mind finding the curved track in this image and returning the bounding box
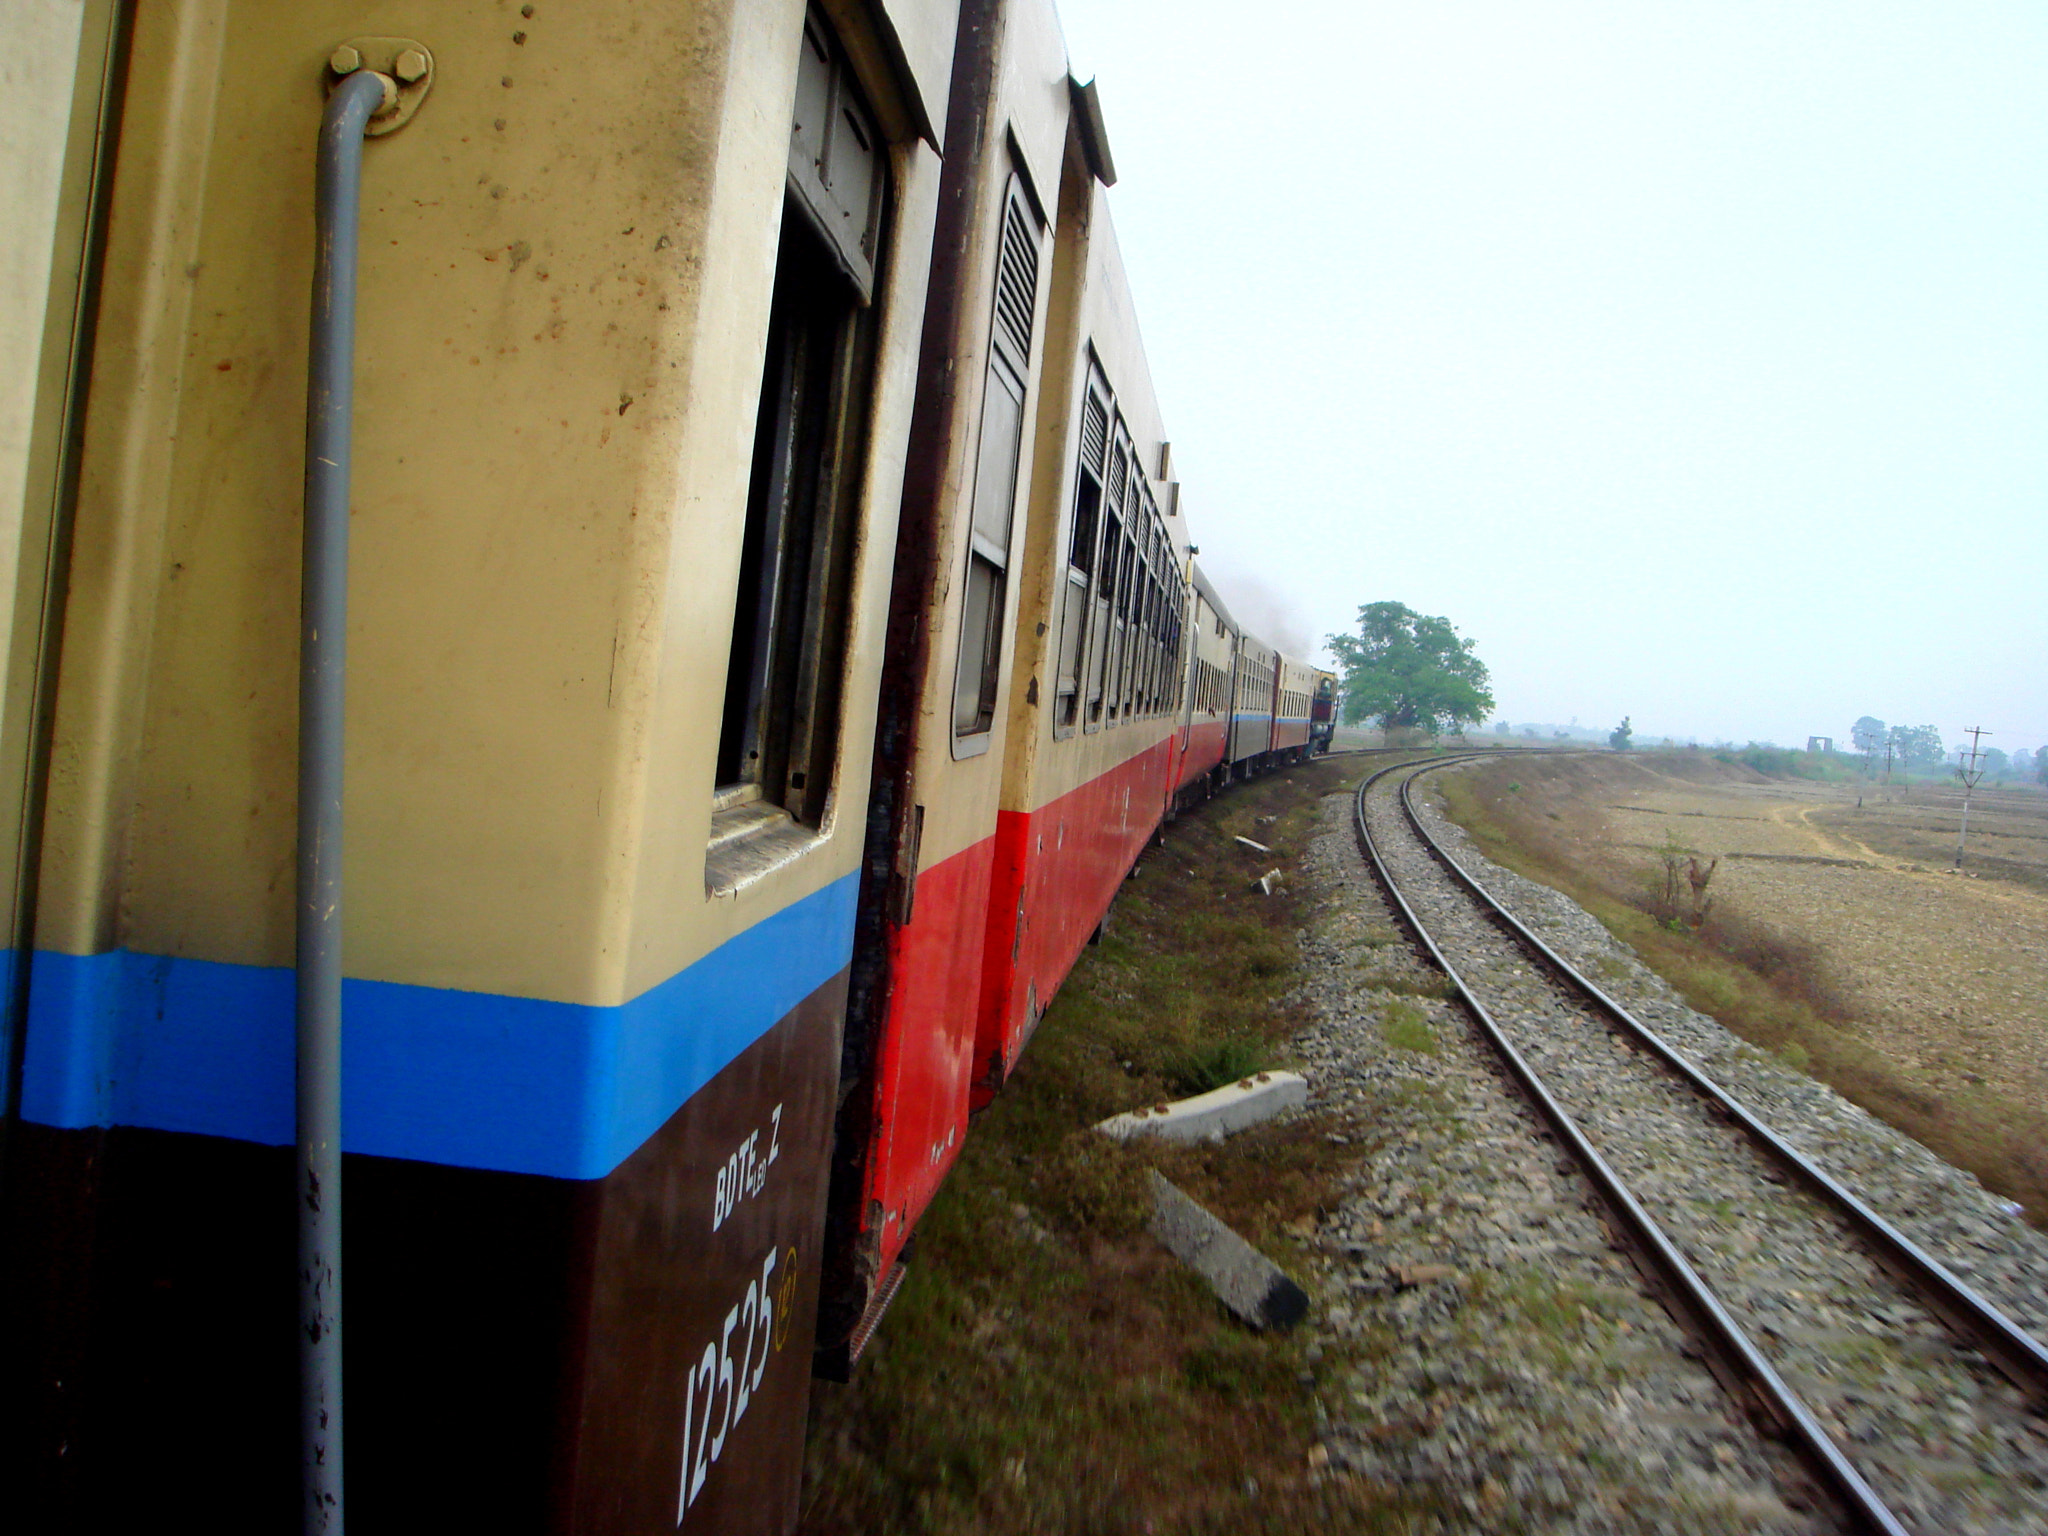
[1351,754,2048,1536]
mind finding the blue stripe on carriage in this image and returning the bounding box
[16,871,858,1181]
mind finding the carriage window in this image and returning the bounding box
[954,179,1041,747]
[1091,435,1130,726]
[714,15,884,842]
[1112,467,1142,718]
[1056,371,1110,735]
[1138,520,1160,714]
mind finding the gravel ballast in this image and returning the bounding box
[1289,769,2048,1534]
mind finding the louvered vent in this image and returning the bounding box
[1106,438,1127,505]
[1080,392,1108,477]
[994,193,1039,363]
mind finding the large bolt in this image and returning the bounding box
[329,44,362,75]
[394,49,429,84]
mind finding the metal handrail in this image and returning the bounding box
[297,64,390,1536]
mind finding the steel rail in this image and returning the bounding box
[1395,759,2048,1411]
[1352,760,1911,1536]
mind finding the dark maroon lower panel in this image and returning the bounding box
[563,975,842,1536]
[0,1118,594,1533]
[0,973,846,1536]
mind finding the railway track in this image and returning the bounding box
[1351,755,2048,1536]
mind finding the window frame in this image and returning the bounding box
[1051,354,1194,739]
[707,11,891,890]
[950,173,1044,758]
[1053,366,1110,737]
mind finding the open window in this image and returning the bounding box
[1088,428,1130,729]
[953,177,1042,752]
[712,12,886,878]
[1133,523,1155,715]
[1056,363,1186,738]
[1053,373,1108,735]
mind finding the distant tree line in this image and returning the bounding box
[1853,715,2046,783]
[1998,745,2046,784]
[1551,717,2048,787]
[1429,703,2042,784]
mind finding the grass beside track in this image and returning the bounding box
[1434,755,2048,1229]
[798,755,1427,1535]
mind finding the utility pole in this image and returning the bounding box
[1953,726,1991,870]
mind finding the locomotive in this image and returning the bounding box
[0,1,1334,1532]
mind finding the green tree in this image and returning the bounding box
[1850,715,1886,754]
[1609,716,1633,750]
[1889,723,1945,770]
[1326,602,1494,734]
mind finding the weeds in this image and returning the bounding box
[1379,1002,1438,1054]
[1644,830,1715,928]
[1359,973,1457,1001]
[800,756,1419,1534]
[1465,1271,1609,1373]
[1168,1037,1268,1096]
[1180,1330,1300,1399]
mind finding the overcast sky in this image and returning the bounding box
[1054,1,2046,752]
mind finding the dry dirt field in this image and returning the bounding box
[1603,769,2048,1113]
[1439,751,2048,1220]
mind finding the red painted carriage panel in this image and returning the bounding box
[1177,718,1228,788]
[863,835,997,1274]
[973,737,1176,1102]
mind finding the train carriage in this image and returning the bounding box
[1175,566,1239,801]
[0,1,1324,1530]
[1228,632,1279,771]
[1272,653,1321,759]
[2,3,961,1530]
[971,120,1194,1099]
[814,0,1071,1372]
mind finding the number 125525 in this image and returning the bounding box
[676,1245,792,1522]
